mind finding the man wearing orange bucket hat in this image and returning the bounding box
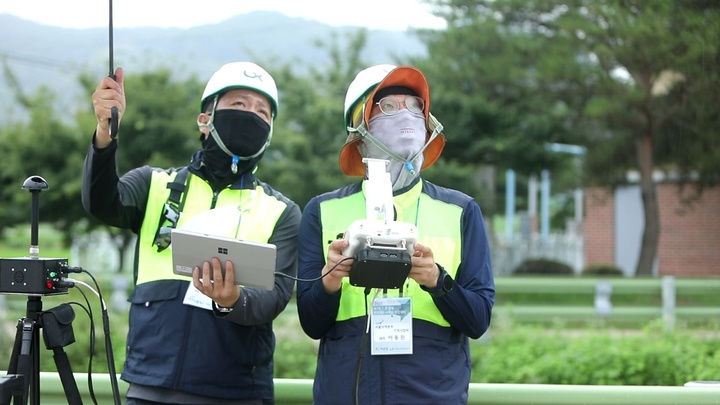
[296,64,496,404]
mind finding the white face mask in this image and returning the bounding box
[359,109,426,191]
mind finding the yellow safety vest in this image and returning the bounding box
[319,181,463,327]
[135,170,286,285]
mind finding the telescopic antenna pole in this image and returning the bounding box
[108,0,119,139]
[29,189,40,256]
[105,4,123,403]
[22,176,48,259]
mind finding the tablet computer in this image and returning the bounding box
[170,228,276,290]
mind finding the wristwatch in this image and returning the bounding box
[214,302,234,313]
[421,264,453,297]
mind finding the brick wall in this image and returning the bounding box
[584,184,720,277]
[657,185,720,276]
[584,187,615,266]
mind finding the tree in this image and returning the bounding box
[420,0,720,275]
[408,3,582,220]
[78,69,202,174]
[260,30,374,209]
[0,63,92,248]
[0,66,205,272]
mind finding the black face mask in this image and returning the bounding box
[201,109,271,180]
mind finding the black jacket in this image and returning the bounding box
[82,139,300,402]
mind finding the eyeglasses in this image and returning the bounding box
[375,95,424,116]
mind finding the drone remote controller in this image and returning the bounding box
[338,159,419,288]
[342,219,418,258]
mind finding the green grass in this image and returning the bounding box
[2,223,68,257]
[2,223,71,260]
[1,247,71,259]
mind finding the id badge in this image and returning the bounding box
[371,297,413,355]
[182,283,213,310]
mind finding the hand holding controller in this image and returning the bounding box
[342,219,418,258]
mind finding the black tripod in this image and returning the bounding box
[4,298,82,405]
[0,176,81,405]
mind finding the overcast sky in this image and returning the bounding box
[0,0,446,31]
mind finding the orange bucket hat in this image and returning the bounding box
[340,65,446,177]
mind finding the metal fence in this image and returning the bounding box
[493,276,720,329]
[7,372,719,405]
[491,233,584,276]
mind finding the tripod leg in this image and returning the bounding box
[5,320,27,405]
[0,374,24,405]
[6,318,35,405]
[51,349,83,405]
[6,319,22,373]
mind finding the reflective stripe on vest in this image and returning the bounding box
[136,170,286,285]
[319,181,462,327]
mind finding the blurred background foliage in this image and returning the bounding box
[1,0,719,387]
[2,0,718,275]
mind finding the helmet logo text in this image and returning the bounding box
[244,70,264,82]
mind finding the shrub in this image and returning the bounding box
[513,258,574,275]
[582,263,624,277]
[470,320,720,385]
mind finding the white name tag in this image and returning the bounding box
[182,283,213,310]
[371,297,413,355]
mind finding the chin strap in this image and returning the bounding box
[346,99,444,176]
[348,118,443,176]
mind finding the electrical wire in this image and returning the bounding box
[61,279,100,404]
[64,295,97,405]
[274,256,355,283]
[0,49,83,71]
[82,271,122,405]
[354,287,373,405]
[62,265,123,405]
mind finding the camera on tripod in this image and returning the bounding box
[0,176,69,296]
[1,175,81,405]
[342,158,419,290]
[0,258,69,296]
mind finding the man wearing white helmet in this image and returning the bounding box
[296,65,495,404]
[82,62,300,404]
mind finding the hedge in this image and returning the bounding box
[471,319,720,385]
[3,303,719,386]
[272,318,720,385]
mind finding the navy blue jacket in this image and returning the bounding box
[297,179,495,404]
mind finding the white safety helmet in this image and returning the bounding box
[200,62,279,118]
[343,64,397,126]
[340,64,446,177]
